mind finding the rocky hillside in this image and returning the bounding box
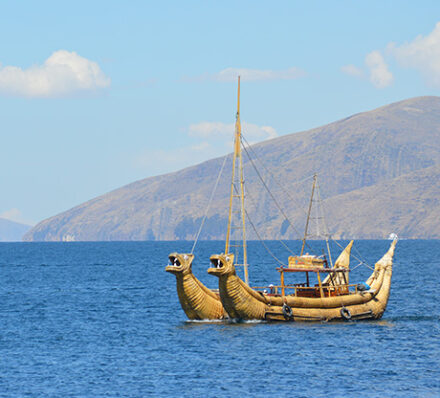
[24,96,440,241]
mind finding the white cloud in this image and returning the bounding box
[189,121,278,143]
[365,51,393,88]
[187,67,305,82]
[135,121,278,175]
[341,64,364,77]
[134,142,218,175]
[341,56,392,88]
[388,22,440,87]
[217,67,305,82]
[0,208,33,225]
[188,121,232,138]
[0,50,110,98]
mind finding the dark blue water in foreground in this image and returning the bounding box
[0,240,439,397]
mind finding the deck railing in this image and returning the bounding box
[253,283,363,297]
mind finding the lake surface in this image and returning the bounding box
[0,240,439,397]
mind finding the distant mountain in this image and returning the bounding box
[24,96,440,241]
[0,218,32,242]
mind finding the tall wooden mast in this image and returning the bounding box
[225,76,249,285]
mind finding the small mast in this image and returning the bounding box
[299,174,333,266]
[225,76,249,285]
[300,174,317,256]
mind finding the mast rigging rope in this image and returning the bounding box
[244,184,297,256]
[241,135,314,217]
[191,153,229,254]
[244,207,287,267]
[241,134,374,272]
[241,136,315,254]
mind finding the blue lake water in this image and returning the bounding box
[0,240,439,397]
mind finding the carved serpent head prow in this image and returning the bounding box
[166,253,194,275]
[207,253,236,277]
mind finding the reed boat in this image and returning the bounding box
[206,77,397,322]
[208,240,396,321]
[167,77,396,322]
[166,253,227,320]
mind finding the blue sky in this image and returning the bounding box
[1,1,440,225]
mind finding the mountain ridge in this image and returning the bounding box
[24,95,440,241]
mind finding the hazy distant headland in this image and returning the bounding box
[0,218,32,242]
[24,96,440,241]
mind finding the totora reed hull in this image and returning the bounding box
[166,253,227,320]
[207,240,396,322]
